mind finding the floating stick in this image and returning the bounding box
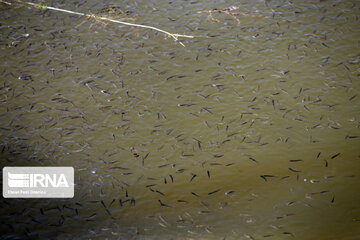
[8,0,194,47]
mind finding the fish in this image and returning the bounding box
[248,157,258,163]
[303,105,310,112]
[178,103,195,107]
[142,152,150,166]
[158,163,171,168]
[109,166,129,170]
[146,184,157,188]
[321,42,330,48]
[176,168,186,173]
[261,175,276,181]
[208,189,221,195]
[158,200,171,207]
[181,153,194,157]
[349,95,357,101]
[190,173,197,182]
[156,190,165,196]
[199,210,211,214]
[288,168,301,173]
[130,198,136,206]
[346,135,360,139]
[198,93,211,98]
[282,232,294,237]
[191,192,200,197]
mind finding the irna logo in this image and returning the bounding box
[8,172,69,188]
[3,167,74,198]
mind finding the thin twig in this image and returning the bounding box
[0,0,12,5]
[198,6,267,25]
[10,0,194,47]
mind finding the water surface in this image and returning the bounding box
[1,0,360,239]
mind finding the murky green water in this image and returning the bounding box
[1,0,360,239]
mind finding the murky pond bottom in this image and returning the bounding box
[1,0,360,239]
